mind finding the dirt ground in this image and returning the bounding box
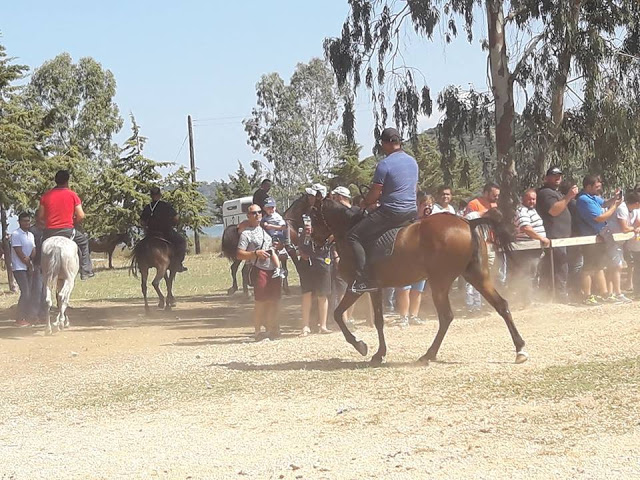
[0,291,639,480]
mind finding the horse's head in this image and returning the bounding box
[309,192,360,244]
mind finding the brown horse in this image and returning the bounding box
[221,194,310,294]
[309,195,528,366]
[130,236,176,312]
[89,232,129,269]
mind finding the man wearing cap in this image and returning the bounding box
[331,186,352,205]
[252,179,272,211]
[346,127,418,292]
[306,183,328,200]
[536,166,579,301]
[38,169,94,279]
[141,187,187,272]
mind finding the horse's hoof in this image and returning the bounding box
[227,287,237,295]
[417,353,434,365]
[370,355,385,366]
[44,329,52,336]
[515,351,529,364]
[354,340,368,357]
[168,300,177,307]
[164,305,172,311]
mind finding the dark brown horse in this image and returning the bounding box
[309,195,528,366]
[221,194,310,294]
[89,232,129,269]
[130,236,176,312]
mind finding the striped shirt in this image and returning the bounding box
[515,205,546,241]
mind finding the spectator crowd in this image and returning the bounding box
[234,166,640,341]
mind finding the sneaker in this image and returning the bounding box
[391,316,409,328]
[271,267,285,279]
[409,315,427,326]
[15,319,32,327]
[615,293,633,304]
[583,295,601,306]
[599,294,621,304]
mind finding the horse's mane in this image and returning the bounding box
[319,198,362,237]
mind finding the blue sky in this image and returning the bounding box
[3,0,488,183]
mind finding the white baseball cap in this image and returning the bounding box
[331,186,351,198]
[305,183,327,198]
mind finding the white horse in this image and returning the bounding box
[41,236,79,335]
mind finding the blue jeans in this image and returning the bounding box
[13,270,32,320]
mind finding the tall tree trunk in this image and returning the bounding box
[1,205,16,292]
[486,0,517,216]
[536,0,581,179]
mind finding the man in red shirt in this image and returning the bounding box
[37,170,94,279]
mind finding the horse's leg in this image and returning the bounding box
[58,277,74,329]
[152,267,166,309]
[54,278,64,332]
[44,283,53,336]
[241,262,251,297]
[227,259,240,295]
[165,270,177,309]
[334,290,368,356]
[419,278,455,364]
[281,258,290,295]
[141,266,150,313]
[464,262,528,364]
[108,250,114,269]
[369,289,387,366]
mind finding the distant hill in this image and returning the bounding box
[197,180,222,219]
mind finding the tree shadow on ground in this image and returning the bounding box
[208,358,418,372]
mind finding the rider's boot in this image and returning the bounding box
[350,275,377,293]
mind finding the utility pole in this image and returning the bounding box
[187,115,201,254]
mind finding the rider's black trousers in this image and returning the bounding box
[346,207,416,280]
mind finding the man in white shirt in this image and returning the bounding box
[510,189,549,305]
[11,212,36,327]
[431,186,456,214]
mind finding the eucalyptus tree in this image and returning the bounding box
[244,58,343,200]
[324,0,640,212]
[25,52,123,162]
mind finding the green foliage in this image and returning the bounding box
[162,166,211,236]
[25,53,123,161]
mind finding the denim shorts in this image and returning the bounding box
[400,280,426,293]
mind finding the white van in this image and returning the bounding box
[222,196,253,228]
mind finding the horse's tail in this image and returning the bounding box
[468,208,516,258]
[221,225,240,260]
[129,238,146,278]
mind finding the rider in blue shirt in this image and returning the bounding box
[346,127,418,292]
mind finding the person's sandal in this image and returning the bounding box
[319,327,332,334]
[299,326,311,337]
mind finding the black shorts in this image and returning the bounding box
[299,260,332,297]
[582,243,607,272]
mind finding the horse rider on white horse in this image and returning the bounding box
[37,169,94,280]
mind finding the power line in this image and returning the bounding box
[173,134,188,163]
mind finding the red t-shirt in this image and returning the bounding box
[40,187,82,229]
[465,197,496,216]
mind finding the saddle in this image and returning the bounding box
[365,227,402,264]
[363,214,415,264]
